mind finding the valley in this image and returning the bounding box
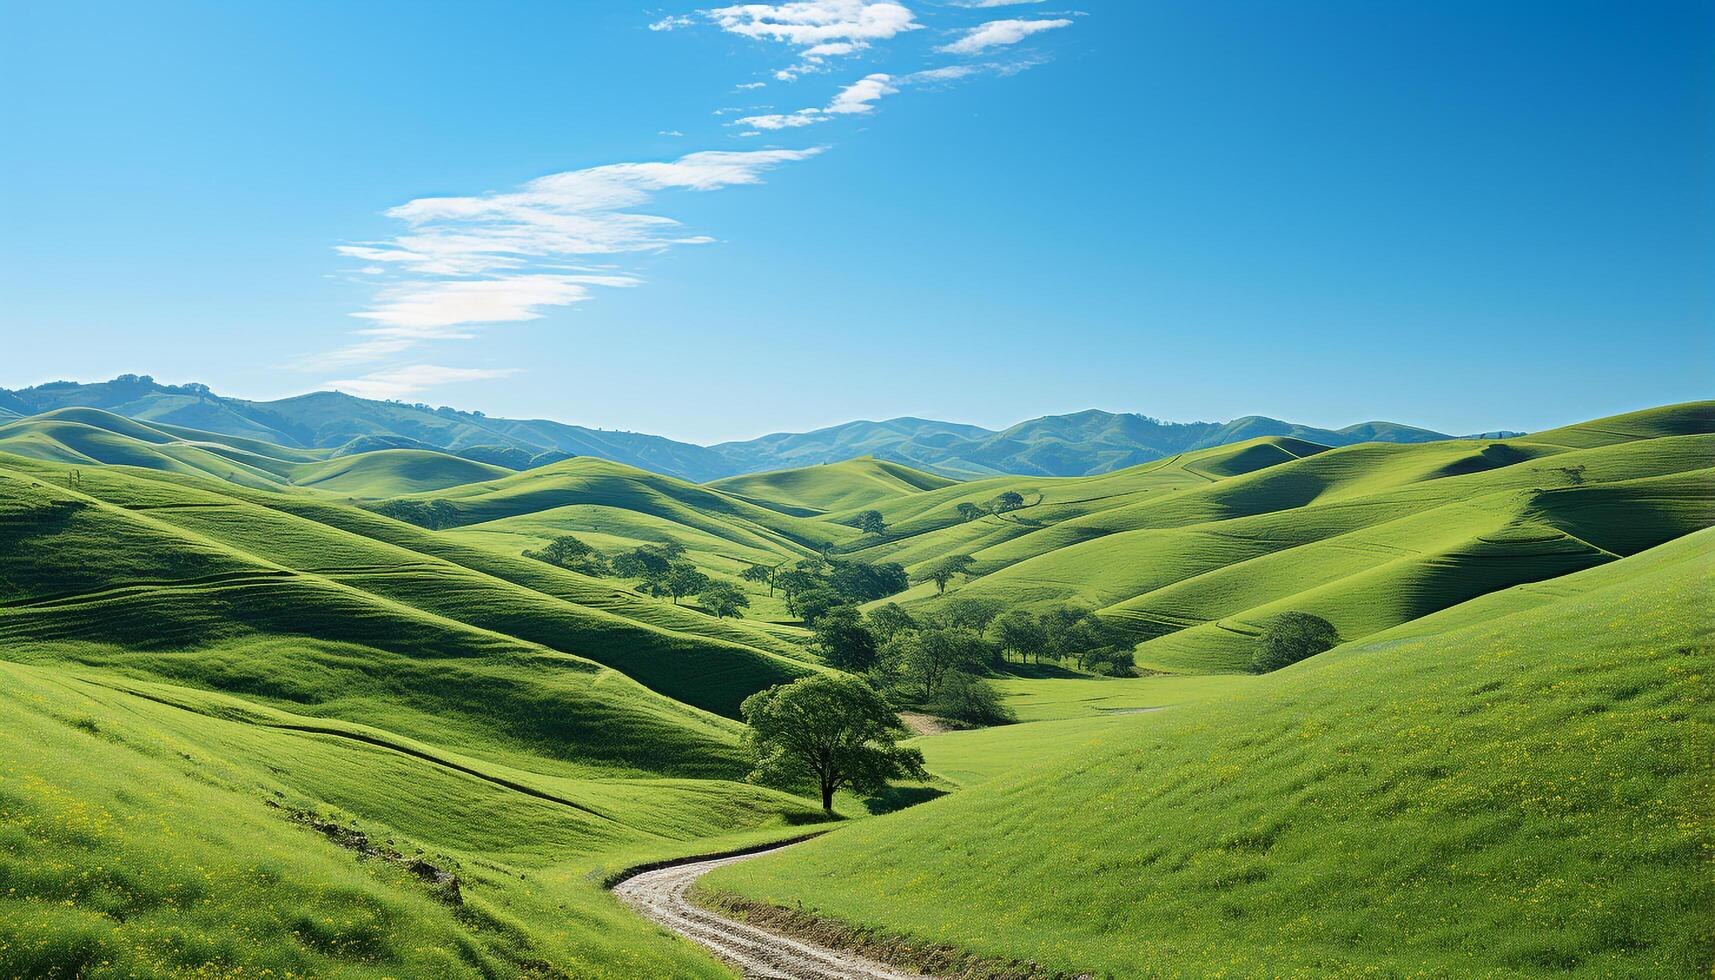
[1,397,1709,977]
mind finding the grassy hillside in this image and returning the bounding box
[2,398,1710,977]
[707,456,958,516]
[4,376,1482,480]
[832,404,1713,672]
[0,445,855,976]
[706,528,1715,976]
[0,408,524,497]
[0,376,737,480]
[0,453,815,719]
[0,651,823,977]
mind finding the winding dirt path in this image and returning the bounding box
[613,844,930,980]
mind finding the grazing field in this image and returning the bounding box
[706,528,1715,976]
[708,456,959,515]
[0,448,842,977]
[2,400,1711,977]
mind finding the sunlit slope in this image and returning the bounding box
[291,449,514,495]
[0,453,813,719]
[707,456,959,515]
[857,406,1713,671]
[385,455,855,551]
[828,436,1329,571]
[1522,398,1715,448]
[710,530,1715,976]
[0,408,524,497]
[1,650,820,977]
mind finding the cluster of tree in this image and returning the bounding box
[746,555,909,624]
[849,510,887,536]
[800,597,1128,727]
[520,534,608,576]
[1251,612,1340,673]
[370,498,460,530]
[991,605,1137,674]
[522,535,751,618]
[953,490,1027,523]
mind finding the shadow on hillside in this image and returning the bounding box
[860,785,948,815]
[995,662,1087,679]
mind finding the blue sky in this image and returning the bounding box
[3,1,1710,442]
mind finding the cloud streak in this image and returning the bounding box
[322,148,821,380]
[734,62,1022,132]
[938,17,1070,55]
[704,1,920,78]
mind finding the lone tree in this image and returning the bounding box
[919,554,976,595]
[990,490,1026,514]
[660,562,711,605]
[698,581,751,619]
[1252,612,1340,673]
[740,563,776,595]
[955,502,986,523]
[741,676,927,813]
[855,510,887,536]
[522,534,608,575]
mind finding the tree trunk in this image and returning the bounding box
[821,781,835,813]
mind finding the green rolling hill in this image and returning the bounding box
[707,456,959,516]
[807,403,1715,672]
[0,408,518,496]
[0,448,841,977]
[2,375,1488,479]
[705,526,1715,976]
[2,398,1709,977]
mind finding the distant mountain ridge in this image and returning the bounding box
[0,374,1486,480]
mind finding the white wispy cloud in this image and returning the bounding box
[324,149,821,367]
[937,17,1069,54]
[323,364,520,400]
[649,14,695,30]
[704,1,919,78]
[949,0,1045,6]
[737,72,900,129]
[733,62,1024,132]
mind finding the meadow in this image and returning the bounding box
[707,528,1715,976]
[0,399,1710,977]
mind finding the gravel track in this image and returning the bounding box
[614,844,930,980]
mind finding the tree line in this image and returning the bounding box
[810,597,1138,726]
[521,535,911,623]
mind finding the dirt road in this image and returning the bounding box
[613,844,930,980]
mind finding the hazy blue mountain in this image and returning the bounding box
[0,376,1474,480]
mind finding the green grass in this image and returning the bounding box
[837,405,1714,672]
[706,528,1715,976]
[4,400,1712,977]
[707,456,958,515]
[0,408,523,497]
[989,673,1258,721]
[0,448,846,977]
[0,657,819,978]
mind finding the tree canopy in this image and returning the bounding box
[741,676,927,813]
[919,554,976,594]
[813,605,879,671]
[698,581,750,619]
[1253,612,1340,673]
